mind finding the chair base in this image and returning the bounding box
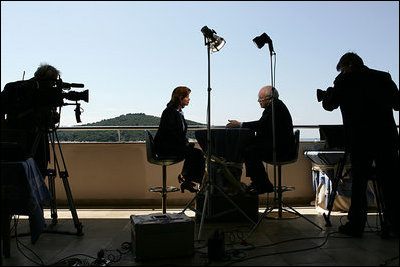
[149,186,179,193]
[265,209,299,220]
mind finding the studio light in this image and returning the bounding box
[253,32,270,49]
[201,26,226,52]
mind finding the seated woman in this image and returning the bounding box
[154,86,205,193]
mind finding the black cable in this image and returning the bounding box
[380,255,399,266]
[13,215,45,266]
[223,231,338,266]
[50,253,96,266]
[10,218,132,267]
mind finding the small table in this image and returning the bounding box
[195,128,254,194]
[193,128,259,223]
[303,150,350,195]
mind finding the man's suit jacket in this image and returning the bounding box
[242,99,295,161]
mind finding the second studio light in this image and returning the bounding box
[253,32,275,55]
[201,26,226,52]
[253,32,271,49]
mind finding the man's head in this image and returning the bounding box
[34,64,60,89]
[336,52,364,74]
[258,85,279,108]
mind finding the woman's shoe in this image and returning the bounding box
[178,174,184,184]
[180,181,198,193]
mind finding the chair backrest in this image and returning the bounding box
[292,129,300,162]
[266,129,300,165]
[145,130,184,166]
[145,130,156,164]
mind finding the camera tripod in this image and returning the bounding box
[40,127,83,236]
[323,152,385,231]
[323,152,350,227]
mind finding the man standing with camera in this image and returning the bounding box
[1,64,61,177]
[318,52,399,237]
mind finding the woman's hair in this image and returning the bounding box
[167,86,191,108]
[336,52,364,71]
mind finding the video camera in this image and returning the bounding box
[54,78,89,123]
[316,88,331,102]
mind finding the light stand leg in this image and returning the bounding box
[162,165,167,214]
[198,188,209,240]
[247,164,322,239]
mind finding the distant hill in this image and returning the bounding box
[82,113,202,127]
[57,113,204,142]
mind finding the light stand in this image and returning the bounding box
[181,26,255,240]
[247,33,322,239]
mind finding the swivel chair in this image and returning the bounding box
[145,130,183,213]
[264,130,299,217]
[262,129,322,229]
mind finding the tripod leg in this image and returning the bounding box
[47,170,58,225]
[371,179,386,236]
[323,156,346,227]
[59,171,83,235]
[49,129,83,235]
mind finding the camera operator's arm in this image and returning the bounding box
[386,75,400,111]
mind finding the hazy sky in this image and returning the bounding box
[1,1,399,138]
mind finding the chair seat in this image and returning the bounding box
[149,155,184,166]
[149,186,179,193]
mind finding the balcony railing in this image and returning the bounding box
[56,124,324,142]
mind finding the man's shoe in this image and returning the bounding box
[178,174,184,183]
[246,182,274,195]
[338,223,363,237]
[262,181,274,193]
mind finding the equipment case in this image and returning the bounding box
[130,213,194,261]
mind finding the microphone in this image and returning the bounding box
[62,82,85,88]
[56,78,84,89]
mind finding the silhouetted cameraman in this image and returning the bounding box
[318,52,399,237]
[1,64,61,177]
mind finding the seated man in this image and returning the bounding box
[226,85,295,195]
